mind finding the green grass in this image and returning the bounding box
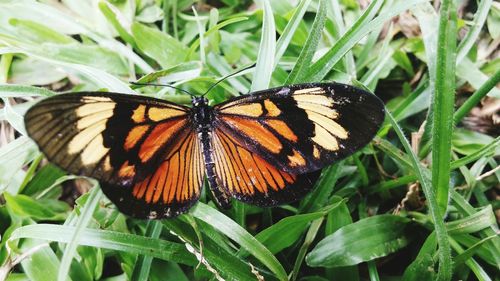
[1,1,499,280]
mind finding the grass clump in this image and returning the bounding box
[0,1,499,280]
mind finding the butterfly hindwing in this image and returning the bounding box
[211,128,320,206]
[102,129,205,219]
[214,83,385,174]
[24,92,201,218]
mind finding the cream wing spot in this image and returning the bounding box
[307,111,348,139]
[293,94,333,106]
[76,110,114,130]
[293,87,325,95]
[311,124,339,151]
[80,134,110,165]
[67,120,107,154]
[287,149,306,167]
[75,102,115,118]
[313,145,320,159]
[297,102,338,119]
[81,96,114,103]
[103,155,112,172]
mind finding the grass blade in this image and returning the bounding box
[303,0,384,81]
[431,0,457,219]
[251,0,276,91]
[454,69,500,123]
[8,225,197,265]
[385,109,452,281]
[131,221,163,281]
[274,0,312,69]
[190,203,287,281]
[58,186,102,281]
[456,0,493,63]
[285,0,326,84]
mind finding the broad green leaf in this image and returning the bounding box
[402,233,437,281]
[446,205,496,235]
[19,240,66,281]
[9,58,67,86]
[8,18,76,44]
[324,197,359,280]
[306,215,411,267]
[452,129,499,156]
[0,1,85,35]
[132,22,187,69]
[98,1,136,48]
[254,201,344,255]
[4,193,68,221]
[22,164,65,197]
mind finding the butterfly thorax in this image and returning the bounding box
[191,96,214,132]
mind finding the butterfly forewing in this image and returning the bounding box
[24,92,202,218]
[213,83,385,174]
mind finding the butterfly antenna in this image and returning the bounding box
[130,82,194,96]
[202,63,256,97]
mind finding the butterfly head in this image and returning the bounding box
[191,96,209,107]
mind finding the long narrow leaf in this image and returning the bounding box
[285,0,326,84]
[251,0,276,91]
[190,203,287,281]
[431,0,457,221]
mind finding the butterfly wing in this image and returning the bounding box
[25,93,204,218]
[211,128,320,206]
[102,129,204,218]
[213,83,385,174]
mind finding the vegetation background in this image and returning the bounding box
[0,0,499,280]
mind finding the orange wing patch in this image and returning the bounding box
[220,103,263,117]
[148,107,186,122]
[220,116,283,153]
[212,129,297,197]
[287,149,306,167]
[132,132,204,205]
[138,119,188,162]
[264,100,281,117]
[131,105,147,123]
[125,125,150,151]
[264,119,298,142]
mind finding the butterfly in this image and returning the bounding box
[24,82,385,219]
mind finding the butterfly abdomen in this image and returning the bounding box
[191,96,232,208]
